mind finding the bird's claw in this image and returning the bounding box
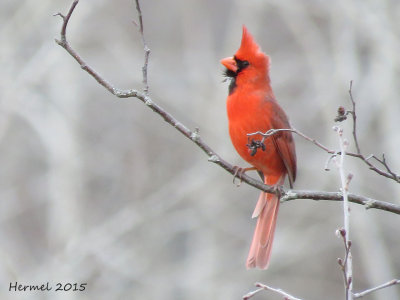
[233,166,245,187]
[273,185,284,199]
[232,166,257,187]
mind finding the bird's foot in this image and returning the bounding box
[273,185,285,199]
[232,166,257,187]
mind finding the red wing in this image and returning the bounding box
[270,102,297,187]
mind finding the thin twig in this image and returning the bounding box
[353,279,400,298]
[244,283,303,300]
[54,0,79,41]
[371,154,398,179]
[348,81,361,154]
[337,229,353,300]
[248,128,333,154]
[347,81,399,182]
[242,287,264,299]
[337,229,351,297]
[54,1,400,216]
[134,0,150,94]
[249,126,400,183]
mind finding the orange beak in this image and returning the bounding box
[220,57,238,73]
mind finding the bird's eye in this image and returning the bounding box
[235,58,250,71]
[241,60,250,67]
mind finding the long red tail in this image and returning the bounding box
[246,178,281,269]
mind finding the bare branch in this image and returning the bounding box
[346,81,399,183]
[54,1,400,216]
[371,154,399,179]
[281,190,400,215]
[337,229,352,296]
[348,80,361,154]
[54,0,78,42]
[134,0,150,94]
[334,126,353,300]
[242,287,264,299]
[243,282,303,300]
[249,128,333,154]
[337,229,353,299]
[249,125,400,183]
[353,279,400,298]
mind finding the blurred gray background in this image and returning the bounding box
[1,0,399,299]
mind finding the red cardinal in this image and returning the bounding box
[221,26,296,269]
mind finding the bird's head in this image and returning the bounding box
[221,26,270,94]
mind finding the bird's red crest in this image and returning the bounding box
[235,26,262,61]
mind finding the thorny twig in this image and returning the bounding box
[54,1,400,216]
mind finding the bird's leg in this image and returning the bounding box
[232,166,257,186]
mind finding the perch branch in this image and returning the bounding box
[280,190,400,215]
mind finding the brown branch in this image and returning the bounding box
[134,0,150,94]
[348,80,361,154]
[54,1,400,216]
[53,0,78,41]
[281,190,400,215]
[346,81,399,183]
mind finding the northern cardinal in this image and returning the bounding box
[221,26,297,269]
